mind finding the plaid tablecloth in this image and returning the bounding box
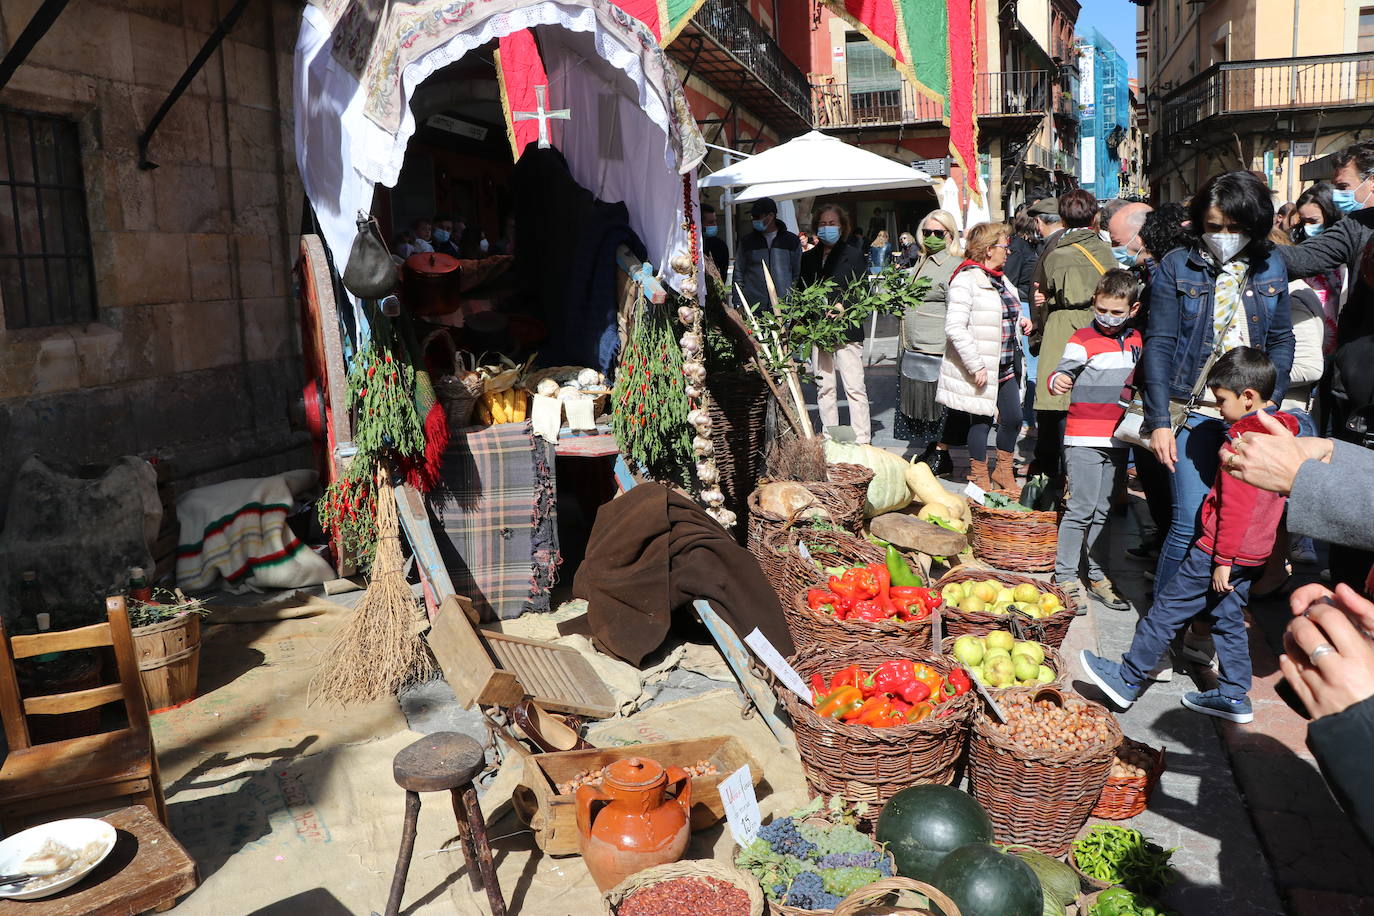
[429,422,560,620]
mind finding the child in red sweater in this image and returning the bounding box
[1081,347,1299,723]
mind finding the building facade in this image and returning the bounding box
[1078,27,1132,200]
[1136,0,1374,202]
[0,0,309,519]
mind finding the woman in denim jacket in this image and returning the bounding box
[1143,171,1296,590]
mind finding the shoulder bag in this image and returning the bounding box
[341,210,397,300]
[1114,302,1240,448]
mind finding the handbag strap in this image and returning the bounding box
[1070,243,1108,276]
[1183,297,1244,408]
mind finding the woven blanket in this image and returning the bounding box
[176,471,334,593]
[430,423,560,620]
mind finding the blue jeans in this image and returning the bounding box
[1020,302,1037,420]
[1154,414,1227,591]
[1123,544,1259,700]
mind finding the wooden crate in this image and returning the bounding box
[512,736,760,856]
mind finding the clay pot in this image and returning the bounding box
[401,252,462,316]
[575,756,692,891]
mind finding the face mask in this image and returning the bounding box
[1303,223,1325,238]
[1095,311,1129,330]
[431,228,450,244]
[1098,229,1113,244]
[479,238,489,253]
[704,225,719,238]
[1333,177,1371,213]
[752,219,767,232]
[922,234,946,253]
[817,225,841,245]
[1203,231,1249,263]
[1111,246,1137,267]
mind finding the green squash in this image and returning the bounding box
[933,844,1044,916]
[874,785,993,882]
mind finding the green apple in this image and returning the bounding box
[960,595,987,613]
[1036,664,1056,684]
[983,647,1012,663]
[1011,641,1045,666]
[1012,654,1039,682]
[1039,593,1063,612]
[972,582,998,604]
[1014,602,1041,619]
[952,635,986,667]
[984,656,1015,688]
[996,588,1016,604]
[985,630,1015,652]
[1013,583,1040,603]
[942,583,965,606]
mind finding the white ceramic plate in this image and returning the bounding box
[0,818,118,900]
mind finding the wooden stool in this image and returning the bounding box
[385,732,505,916]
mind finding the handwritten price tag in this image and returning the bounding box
[744,628,813,704]
[964,481,987,504]
[719,765,760,847]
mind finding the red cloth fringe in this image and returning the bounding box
[403,402,449,492]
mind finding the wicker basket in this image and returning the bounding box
[604,861,765,916]
[781,644,975,811]
[938,636,1066,688]
[768,877,961,916]
[707,368,769,538]
[968,490,1060,572]
[934,568,1077,649]
[786,590,934,655]
[746,463,873,556]
[423,329,482,428]
[757,525,888,609]
[1092,738,1166,820]
[967,687,1122,855]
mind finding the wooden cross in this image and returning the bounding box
[513,85,569,149]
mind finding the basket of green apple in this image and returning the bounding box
[934,571,1075,649]
[942,632,1064,691]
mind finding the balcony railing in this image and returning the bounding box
[1162,52,1374,136]
[688,0,812,124]
[1054,149,1079,177]
[812,70,1049,129]
[1026,143,1054,170]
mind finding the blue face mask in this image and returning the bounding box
[431,228,450,244]
[817,225,841,245]
[751,219,767,232]
[1333,177,1370,214]
[1303,222,1325,238]
[704,225,719,238]
[1111,246,1137,267]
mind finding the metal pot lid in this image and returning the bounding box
[404,251,460,277]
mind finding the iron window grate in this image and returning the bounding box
[0,109,97,329]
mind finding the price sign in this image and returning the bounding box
[964,481,987,504]
[719,765,761,847]
[744,628,812,703]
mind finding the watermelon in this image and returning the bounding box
[932,844,1043,916]
[874,785,993,881]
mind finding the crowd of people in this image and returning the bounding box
[728,139,1374,847]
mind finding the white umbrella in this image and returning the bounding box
[701,130,931,199]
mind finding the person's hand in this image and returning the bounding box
[972,368,989,388]
[1033,282,1045,308]
[1049,374,1074,395]
[1291,582,1335,617]
[1211,564,1233,593]
[1226,409,1334,494]
[1150,427,1177,472]
[1019,316,1034,335]
[1280,587,1374,718]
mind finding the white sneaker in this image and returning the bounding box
[1291,537,1318,565]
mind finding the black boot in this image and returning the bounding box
[928,448,954,479]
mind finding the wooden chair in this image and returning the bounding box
[0,596,166,831]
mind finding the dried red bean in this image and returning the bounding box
[618,876,750,916]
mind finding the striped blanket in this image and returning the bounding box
[430,422,560,620]
[176,471,334,592]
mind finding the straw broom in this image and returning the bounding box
[311,469,434,705]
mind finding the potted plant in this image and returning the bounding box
[127,589,209,713]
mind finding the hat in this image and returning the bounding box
[1028,197,1059,217]
[750,197,778,217]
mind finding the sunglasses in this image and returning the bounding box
[920,229,947,238]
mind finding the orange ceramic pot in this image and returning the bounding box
[575,756,692,891]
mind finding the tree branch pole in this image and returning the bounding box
[761,264,814,438]
[719,301,806,437]
[735,285,813,438]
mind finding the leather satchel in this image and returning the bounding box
[341,211,397,299]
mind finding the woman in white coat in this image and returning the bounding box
[936,222,1034,489]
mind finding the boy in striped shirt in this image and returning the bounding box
[1047,270,1143,613]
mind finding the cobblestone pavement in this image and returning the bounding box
[846,326,1374,914]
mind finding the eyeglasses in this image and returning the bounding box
[992,243,1011,250]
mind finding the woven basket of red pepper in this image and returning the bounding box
[933,569,1077,649]
[788,559,938,655]
[781,644,975,813]
[966,686,1122,856]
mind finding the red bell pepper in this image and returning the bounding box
[810,673,829,698]
[865,659,915,694]
[840,566,880,600]
[807,588,841,614]
[948,668,971,696]
[843,695,885,722]
[828,664,865,692]
[853,696,902,727]
[911,663,945,705]
[888,586,924,602]
[828,575,861,600]
[896,679,931,703]
[849,600,888,623]
[869,564,896,616]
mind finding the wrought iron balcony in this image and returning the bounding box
[812,70,1049,129]
[1054,148,1079,177]
[1162,52,1374,137]
[671,0,813,131]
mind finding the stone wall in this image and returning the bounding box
[0,0,311,519]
